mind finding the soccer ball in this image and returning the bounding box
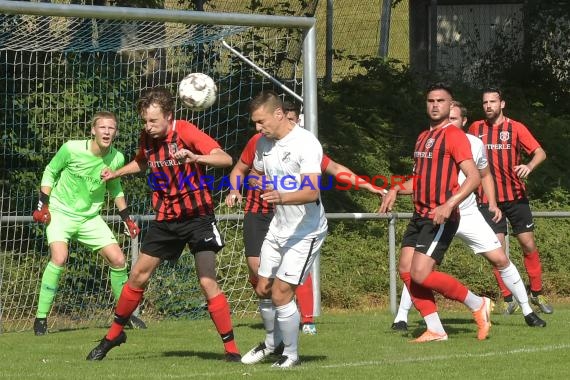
[178,73,218,111]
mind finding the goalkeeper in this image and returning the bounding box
[32,111,145,335]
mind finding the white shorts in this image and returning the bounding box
[456,210,502,254]
[258,230,326,285]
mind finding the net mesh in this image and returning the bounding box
[0,10,303,332]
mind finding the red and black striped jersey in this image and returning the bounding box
[468,118,540,203]
[240,133,331,214]
[412,124,472,220]
[135,120,221,221]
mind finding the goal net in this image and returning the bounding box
[0,3,314,332]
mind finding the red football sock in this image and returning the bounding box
[295,274,314,324]
[401,271,437,317]
[524,250,543,293]
[106,283,144,340]
[492,267,512,297]
[421,271,469,302]
[207,293,239,354]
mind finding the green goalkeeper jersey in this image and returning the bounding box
[41,140,125,218]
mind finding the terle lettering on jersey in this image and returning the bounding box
[414,137,434,159]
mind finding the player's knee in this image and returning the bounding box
[410,268,429,284]
[493,257,510,270]
[271,289,295,306]
[128,268,151,288]
[108,256,126,268]
[520,239,537,254]
[50,257,67,267]
[198,276,219,295]
[101,244,126,267]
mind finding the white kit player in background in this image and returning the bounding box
[240,90,327,368]
[391,101,546,332]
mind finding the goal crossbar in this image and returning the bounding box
[0,0,319,137]
[0,1,315,29]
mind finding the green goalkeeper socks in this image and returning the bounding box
[109,265,128,301]
[36,261,64,318]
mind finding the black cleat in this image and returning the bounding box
[34,318,48,336]
[391,321,408,331]
[126,315,147,329]
[273,342,285,356]
[86,331,127,361]
[530,295,554,314]
[224,352,242,362]
[524,312,547,327]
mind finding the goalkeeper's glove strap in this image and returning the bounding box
[39,191,49,205]
[118,208,130,221]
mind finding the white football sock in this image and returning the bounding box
[464,291,483,311]
[424,312,446,335]
[394,286,413,323]
[499,262,533,315]
[259,298,281,350]
[275,300,300,361]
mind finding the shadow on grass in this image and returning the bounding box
[234,321,264,330]
[162,350,327,363]
[163,350,227,361]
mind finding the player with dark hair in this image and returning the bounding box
[381,83,493,342]
[32,111,145,335]
[391,101,546,331]
[468,87,552,315]
[226,99,384,337]
[86,87,241,362]
[236,90,327,368]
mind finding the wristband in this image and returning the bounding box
[39,191,49,204]
[118,208,130,221]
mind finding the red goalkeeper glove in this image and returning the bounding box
[32,191,51,224]
[119,208,140,239]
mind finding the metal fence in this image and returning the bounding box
[4,210,567,320]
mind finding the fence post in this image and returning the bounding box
[388,215,397,315]
[378,0,392,57]
[325,0,333,84]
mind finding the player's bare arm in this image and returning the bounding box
[479,165,502,223]
[261,173,320,205]
[101,159,145,181]
[172,147,232,168]
[378,178,415,213]
[431,159,480,225]
[324,160,387,197]
[514,147,546,179]
[224,160,250,207]
[39,186,52,197]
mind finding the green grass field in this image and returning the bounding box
[2,305,570,379]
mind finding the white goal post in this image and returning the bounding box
[0,0,318,332]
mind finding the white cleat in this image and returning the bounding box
[271,355,300,368]
[241,342,274,365]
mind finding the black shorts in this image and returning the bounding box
[243,211,273,258]
[141,214,225,261]
[401,213,459,265]
[478,197,534,235]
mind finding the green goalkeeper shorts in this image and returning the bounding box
[46,209,118,251]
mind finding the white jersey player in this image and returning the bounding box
[391,101,546,333]
[241,91,327,367]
